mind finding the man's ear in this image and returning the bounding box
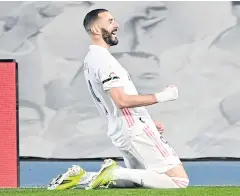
[91,25,100,35]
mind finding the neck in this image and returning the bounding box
[91,38,110,49]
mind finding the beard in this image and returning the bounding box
[101,28,118,46]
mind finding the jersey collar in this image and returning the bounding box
[89,45,109,52]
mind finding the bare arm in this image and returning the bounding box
[108,87,157,109]
[99,63,178,109]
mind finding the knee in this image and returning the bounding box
[172,178,189,188]
[182,178,189,188]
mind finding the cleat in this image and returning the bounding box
[86,159,118,190]
[47,165,86,190]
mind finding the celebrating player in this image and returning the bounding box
[48,9,189,190]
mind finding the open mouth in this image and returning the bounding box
[112,30,117,35]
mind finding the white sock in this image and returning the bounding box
[113,180,137,188]
[111,167,187,189]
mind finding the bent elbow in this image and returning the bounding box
[117,101,128,109]
[117,97,129,109]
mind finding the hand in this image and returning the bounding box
[155,121,164,133]
[155,85,179,102]
[163,85,178,101]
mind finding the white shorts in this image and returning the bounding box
[118,116,181,173]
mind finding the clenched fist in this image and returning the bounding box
[155,85,179,103]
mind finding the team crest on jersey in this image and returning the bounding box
[109,72,120,82]
[109,72,117,78]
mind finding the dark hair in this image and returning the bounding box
[83,8,108,33]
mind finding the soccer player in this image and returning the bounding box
[47,8,189,190]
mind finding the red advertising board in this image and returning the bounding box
[0,60,19,188]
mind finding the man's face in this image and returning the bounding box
[97,11,119,46]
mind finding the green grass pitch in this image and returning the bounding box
[0,187,240,196]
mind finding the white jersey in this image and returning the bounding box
[83,45,152,147]
[84,45,181,169]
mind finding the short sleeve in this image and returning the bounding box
[98,63,124,91]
